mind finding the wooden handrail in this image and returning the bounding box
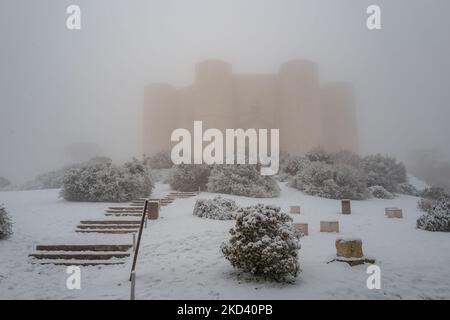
[129,199,148,281]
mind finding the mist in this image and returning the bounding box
[1,0,450,184]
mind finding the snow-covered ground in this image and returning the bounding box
[1,181,449,300]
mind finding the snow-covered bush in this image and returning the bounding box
[417,198,450,232]
[417,186,450,213]
[397,183,419,196]
[290,162,368,200]
[0,205,13,240]
[193,196,238,220]
[368,185,394,199]
[23,157,113,190]
[0,177,11,189]
[61,158,153,202]
[330,150,363,168]
[150,168,174,183]
[362,154,407,192]
[306,147,332,163]
[207,165,280,198]
[146,151,173,169]
[419,186,449,200]
[169,164,211,192]
[221,204,301,282]
[282,156,311,176]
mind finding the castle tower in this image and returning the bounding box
[278,60,322,155]
[192,60,234,131]
[143,83,177,155]
[320,82,358,152]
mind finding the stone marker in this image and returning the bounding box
[290,206,301,214]
[148,201,160,220]
[385,207,403,218]
[320,221,339,233]
[331,238,375,266]
[335,238,363,258]
[341,199,351,214]
[293,223,308,236]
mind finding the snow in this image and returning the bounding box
[1,180,449,300]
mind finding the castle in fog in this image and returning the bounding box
[143,60,358,156]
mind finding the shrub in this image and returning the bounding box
[221,204,301,282]
[290,162,368,200]
[306,147,332,163]
[417,186,450,213]
[282,156,311,176]
[417,198,450,232]
[368,185,394,199]
[207,165,280,198]
[419,186,449,200]
[362,154,407,192]
[0,177,11,189]
[61,158,153,202]
[23,157,113,190]
[0,205,13,240]
[397,183,419,196]
[330,150,363,168]
[169,164,211,192]
[193,196,238,220]
[146,151,173,169]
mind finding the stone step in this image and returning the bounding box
[105,213,142,217]
[30,259,126,266]
[75,229,137,234]
[29,252,131,260]
[131,200,172,204]
[76,224,139,230]
[79,220,140,225]
[105,209,146,213]
[108,207,144,211]
[35,244,132,252]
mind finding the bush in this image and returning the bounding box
[330,150,363,168]
[169,164,211,192]
[193,196,238,220]
[61,158,153,202]
[0,177,11,189]
[221,204,301,282]
[419,186,449,200]
[23,157,113,190]
[417,198,450,232]
[362,154,407,192]
[397,183,419,196]
[207,165,280,198]
[290,162,368,200]
[417,186,450,213]
[368,185,394,199]
[146,151,173,169]
[306,147,332,163]
[0,205,13,240]
[150,168,174,183]
[282,156,311,176]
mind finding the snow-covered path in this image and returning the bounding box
[1,182,450,299]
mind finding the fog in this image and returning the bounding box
[1,0,450,184]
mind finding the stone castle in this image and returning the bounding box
[143,60,358,156]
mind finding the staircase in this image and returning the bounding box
[75,220,141,234]
[29,244,133,266]
[29,191,199,266]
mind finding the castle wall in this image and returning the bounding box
[232,74,277,129]
[192,60,234,131]
[143,83,177,155]
[278,60,322,155]
[320,83,358,153]
[143,60,358,157]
